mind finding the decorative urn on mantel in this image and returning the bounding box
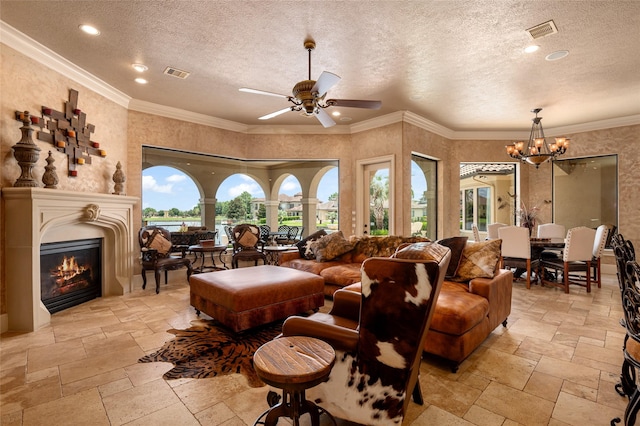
[12,110,41,187]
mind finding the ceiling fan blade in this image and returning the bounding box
[326,99,382,109]
[259,107,293,120]
[311,71,341,97]
[239,87,290,99]
[315,108,336,128]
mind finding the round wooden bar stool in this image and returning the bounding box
[253,336,337,426]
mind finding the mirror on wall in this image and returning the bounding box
[552,154,617,235]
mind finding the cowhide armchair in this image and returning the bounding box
[281,245,451,425]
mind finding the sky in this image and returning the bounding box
[142,166,339,211]
[142,162,427,211]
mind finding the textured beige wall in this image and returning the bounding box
[1,44,129,317]
[2,43,639,319]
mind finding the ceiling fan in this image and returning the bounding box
[239,39,381,128]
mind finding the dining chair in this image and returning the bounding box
[536,223,566,259]
[498,226,538,289]
[541,226,596,293]
[537,223,566,239]
[590,224,610,288]
[487,223,507,240]
[472,223,481,242]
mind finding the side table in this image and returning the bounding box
[253,336,337,426]
[188,244,228,273]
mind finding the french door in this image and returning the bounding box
[356,156,394,236]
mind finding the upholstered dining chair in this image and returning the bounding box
[231,223,267,268]
[590,224,610,288]
[279,248,451,425]
[499,225,538,289]
[537,223,566,239]
[487,223,508,240]
[138,226,193,294]
[536,223,566,259]
[472,223,481,242]
[541,226,596,293]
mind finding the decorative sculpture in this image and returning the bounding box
[42,151,59,189]
[12,111,41,187]
[112,161,125,195]
[35,89,106,177]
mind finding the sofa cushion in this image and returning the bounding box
[393,241,450,263]
[295,229,327,259]
[313,231,355,262]
[436,236,469,278]
[281,258,347,276]
[347,235,430,263]
[451,239,502,282]
[319,264,363,287]
[428,281,490,335]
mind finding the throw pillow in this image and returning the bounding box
[451,239,502,282]
[149,231,172,255]
[436,236,469,278]
[393,241,450,263]
[236,228,259,248]
[295,229,327,259]
[313,231,355,262]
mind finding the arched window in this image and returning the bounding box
[216,174,265,224]
[142,166,200,231]
[411,155,437,240]
[317,167,339,231]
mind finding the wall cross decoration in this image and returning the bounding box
[33,89,106,176]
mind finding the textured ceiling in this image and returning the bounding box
[1,1,639,132]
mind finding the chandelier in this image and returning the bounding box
[505,108,569,168]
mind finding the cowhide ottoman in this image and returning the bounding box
[189,265,325,332]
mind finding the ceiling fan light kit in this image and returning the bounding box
[239,38,381,128]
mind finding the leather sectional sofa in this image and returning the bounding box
[279,235,513,371]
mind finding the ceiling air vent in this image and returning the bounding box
[163,66,191,79]
[525,20,558,40]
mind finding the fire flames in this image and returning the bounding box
[53,256,88,283]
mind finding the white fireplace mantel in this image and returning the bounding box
[2,187,138,331]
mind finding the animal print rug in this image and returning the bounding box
[138,319,282,387]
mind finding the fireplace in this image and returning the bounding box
[40,238,103,313]
[2,187,138,332]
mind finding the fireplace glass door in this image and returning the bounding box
[40,238,102,313]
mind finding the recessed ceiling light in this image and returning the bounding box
[410,94,423,101]
[134,78,148,84]
[132,63,148,72]
[524,45,540,53]
[332,111,341,117]
[545,50,569,61]
[79,24,100,35]
[340,117,352,122]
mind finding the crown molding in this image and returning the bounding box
[1,21,131,109]
[128,99,248,133]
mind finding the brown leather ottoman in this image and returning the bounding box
[189,265,325,332]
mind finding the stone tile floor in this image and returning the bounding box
[0,270,629,425]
